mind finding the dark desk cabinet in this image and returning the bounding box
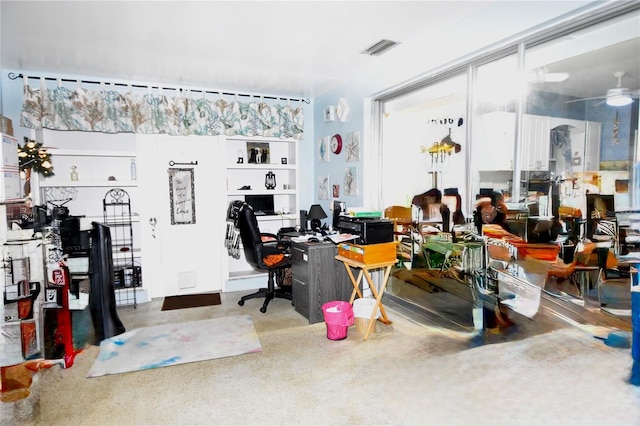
[291,241,352,324]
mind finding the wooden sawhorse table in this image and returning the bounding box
[335,255,396,340]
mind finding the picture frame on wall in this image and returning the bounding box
[344,167,358,196]
[168,168,196,225]
[324,105,336,122]
[247,142,270,164]
[319,137,330,162]
[318,175,329,200]
[345,131,360,162]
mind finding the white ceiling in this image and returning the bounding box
[0,1,488,98]
[1,1,637,101]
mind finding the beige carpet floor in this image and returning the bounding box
[4,291,640,425]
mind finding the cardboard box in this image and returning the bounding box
[0,116,14,136]
[337,241,396,264]
[1,134,21,200]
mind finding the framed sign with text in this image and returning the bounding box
[168,168,196,225]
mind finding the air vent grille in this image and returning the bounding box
[361,39,400,56]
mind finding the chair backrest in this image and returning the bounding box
[237,203,262,269]
[384,205,413,239]
[384,205,412,222]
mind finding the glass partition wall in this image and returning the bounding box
[381,73,468,211]
[521,11,639,221]
[470,53,519,204]
[380,7,639,239]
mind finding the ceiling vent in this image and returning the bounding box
[361,39,400,56]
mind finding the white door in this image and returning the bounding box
[137,134,226,299]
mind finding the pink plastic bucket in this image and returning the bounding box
[322,301,354,341]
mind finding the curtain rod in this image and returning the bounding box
[8,72,310,104]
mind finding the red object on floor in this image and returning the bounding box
[50,262,79,368]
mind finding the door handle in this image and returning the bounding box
[149,217,157,238]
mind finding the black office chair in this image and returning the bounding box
[236,203,293,313]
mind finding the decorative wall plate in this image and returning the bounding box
[336,98,350,122]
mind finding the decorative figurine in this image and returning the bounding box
[265,171,276,189]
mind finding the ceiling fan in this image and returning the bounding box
[528,67,570,83]
[566,71,639,106]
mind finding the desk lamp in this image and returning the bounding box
[308,204,327,232]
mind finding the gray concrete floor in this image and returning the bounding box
[4,281,640,425]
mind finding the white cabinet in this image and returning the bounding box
[476,111,515,171]
[476,112,552,171]
[520,114,551,171]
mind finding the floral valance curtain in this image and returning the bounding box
[19,78,304,139]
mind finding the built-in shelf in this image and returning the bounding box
[256,214,297,221]
[224,136,299,291]
[112,247,141,258]
[227,164,296,171]
[227,189,296,196]
[83,214,141,223]
[40,180,138,188]
[228,269,267,280]
[51,149,136,157]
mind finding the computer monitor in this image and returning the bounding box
[245,194,275,215]
[332,200,346,229]
[299,209,308,232]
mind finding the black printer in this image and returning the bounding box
[337,217,394,245]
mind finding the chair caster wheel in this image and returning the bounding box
[238,300,245,306]
[260,306,267,313]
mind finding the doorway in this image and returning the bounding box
[136,134,226,299]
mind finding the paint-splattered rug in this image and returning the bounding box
[87,315,261,377]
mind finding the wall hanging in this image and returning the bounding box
[168,168,196,225]
[344,167,358,196]
[345,131,360,162]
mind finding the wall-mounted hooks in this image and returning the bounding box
[168,160,198,167]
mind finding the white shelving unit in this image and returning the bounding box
[38,143,138,211]
[34,130,147,304]
[224,136,299,288]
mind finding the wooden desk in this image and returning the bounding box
[335,255,396,340]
